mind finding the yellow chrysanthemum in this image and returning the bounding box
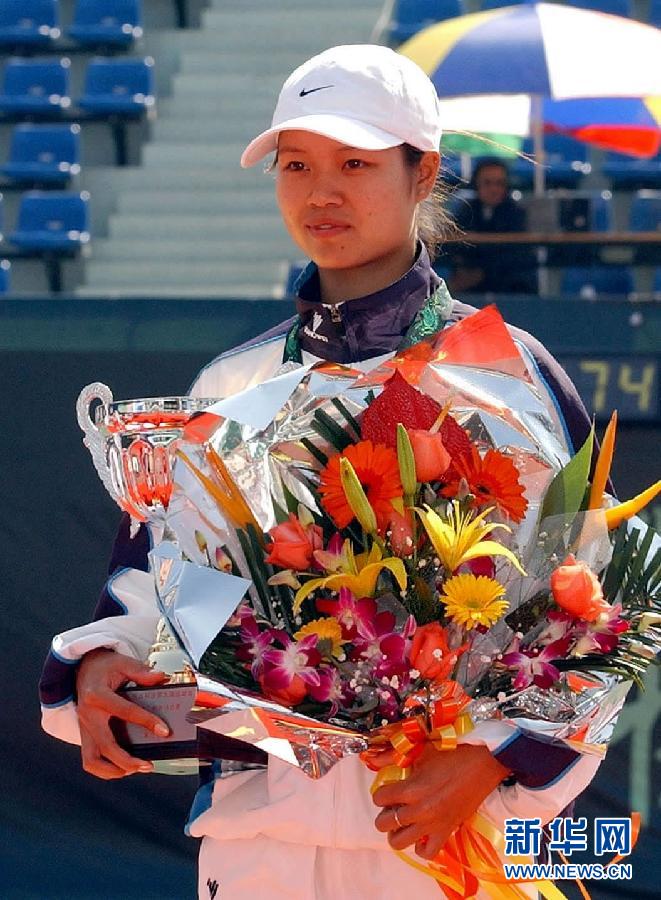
[441,574,509,631]
[294,618,346,658]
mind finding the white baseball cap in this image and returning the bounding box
[240,44,442,168]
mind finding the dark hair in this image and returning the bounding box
[469,156,510,189]
[401,144,458,262]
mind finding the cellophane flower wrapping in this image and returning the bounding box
[151,306,660,778]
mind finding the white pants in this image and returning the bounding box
[190,755,539,900]
[198,835,444,899]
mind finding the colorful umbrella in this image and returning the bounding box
[399,2,661,191]
[437,94,661,157]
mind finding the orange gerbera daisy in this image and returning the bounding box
[318,440,402,533]
[441,447,528,523]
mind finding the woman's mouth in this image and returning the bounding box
[306,222,350,238]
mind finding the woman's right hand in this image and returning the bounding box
[76,648,170,780]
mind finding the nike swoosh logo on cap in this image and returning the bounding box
[299,85,334,97]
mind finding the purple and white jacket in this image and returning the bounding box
[39,246,605,843]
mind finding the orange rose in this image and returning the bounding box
[550,554,610,622]
[410,622,458,682]
[258,673,307,707]
[265,514,323,571]
[408,430,451,483]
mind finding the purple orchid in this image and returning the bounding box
[501,637,571,690]
[236,606,276,677]
[261,634,322,693]
[307,666,346,714]
[571,603,628,656]
[316,587,380,641]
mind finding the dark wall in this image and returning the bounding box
[3,297,660,898]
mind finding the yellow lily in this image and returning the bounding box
[294,540,407,613]
[417,501,525,575]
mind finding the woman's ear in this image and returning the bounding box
[415,151,441,201]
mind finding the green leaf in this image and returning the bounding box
[312,408,353,452]
[301,437,328,467]
[540,428,594,522]
[281,482,302,516]
[330,398,362,440]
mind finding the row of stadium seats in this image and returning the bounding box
[443,134,661,192]
[284,259,661,300]
[445,188,661,235]
[386,0,660,44]
[0,0,142,51]
[0,56,154,117]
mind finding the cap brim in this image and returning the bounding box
[240,114,404,168]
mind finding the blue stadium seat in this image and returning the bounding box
[650,0,661,27]
[388,1,464,46]
[0,1,60,49]
[653,268,661,296]
[557,190,613,232]
[78,57,155,116]
[0,58,71,116]
[509,134,590,190]
[629,191,661,232]
[561,266,634,298]
[480,0,526,8]
[567,0,634,16]
[10,191,90,252]
[1,124,81,185]
[68,0,143,49]
[603,150,661,190]
[0,260,11,293]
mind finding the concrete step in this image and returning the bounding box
[83,166,271,192]
[83,259,286,287]
[209,0,379,8]
[202,8,379,34]
[158,95,275,118]
[179,50,306,76]
[151,117,268,143]
[171,73,281,97]
[142,142,249,167]
[117,190,279,214]
[108,213,284,239]
[90,238,297,261]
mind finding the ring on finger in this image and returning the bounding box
[392,805,405,830]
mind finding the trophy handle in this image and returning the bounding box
[76,382,120,504]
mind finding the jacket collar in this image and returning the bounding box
[294,243,441,364]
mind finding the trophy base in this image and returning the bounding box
[111,682,203,774]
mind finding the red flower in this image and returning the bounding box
[265,514,323,570]
[441,447,528,523]
[409,622,464,682]
[318,441,402,533]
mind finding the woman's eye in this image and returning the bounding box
[283,160,306,171]
[344,159,367,169]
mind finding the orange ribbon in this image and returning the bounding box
[365,682,566,899]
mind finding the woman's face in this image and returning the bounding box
[275,130,437,274]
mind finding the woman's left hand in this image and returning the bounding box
[371,742,511,860]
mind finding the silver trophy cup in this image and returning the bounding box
[76,383,219,773]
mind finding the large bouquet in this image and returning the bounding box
[150,306,660,894]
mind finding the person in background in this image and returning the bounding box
[447,157,538,295]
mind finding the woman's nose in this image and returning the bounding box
[307,176,343,207]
